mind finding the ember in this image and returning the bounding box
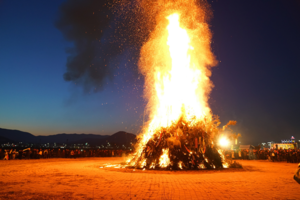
[125,0,237,170]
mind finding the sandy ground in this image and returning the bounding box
[0,158,299,200]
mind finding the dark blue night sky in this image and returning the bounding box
[0,0,299,145]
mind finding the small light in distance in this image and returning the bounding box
[219,137,229,147]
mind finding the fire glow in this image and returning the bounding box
[123,0,236,170]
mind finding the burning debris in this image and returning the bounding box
[126,116,235,170]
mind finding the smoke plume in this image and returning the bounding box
[56,0,212,92]
[55,0,139,92]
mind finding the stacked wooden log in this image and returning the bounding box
[129,116,226,170]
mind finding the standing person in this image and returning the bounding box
[9,149,12,160]
[57,149,61,158]
[0,149,3,160]
[277,150,281,162]
[287,150,291,163]
[256,150,259,159]
[253,149,257,160]
[261,150,265,159]
[3,150,9,160]
[292,150,297,163]
[23,148,29,159]
[39,149,43,159]
[12,149,16,160]
[44,149,48,159]
[283,150,287,161]
[271,151,275,162]
[70,150,75,158]
[19,150,23,159]
[262,150,266,160]
[249,149,253,160]
[28,149,32,159]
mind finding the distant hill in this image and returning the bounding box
[73,131,137,146]
[35,133,109,144]
[105,131,137,145]
[0,128,134,145]
[0,136,15,144]
[0,128,36,143]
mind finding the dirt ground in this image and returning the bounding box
[0,157,299,200]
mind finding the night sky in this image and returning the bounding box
[0,0,299,145]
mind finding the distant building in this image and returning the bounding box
[281,136,295,143]
[273,143,295,150]
[273,136,297,150]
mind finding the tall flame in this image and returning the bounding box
[130,1,217,166]
[155,13,208,126]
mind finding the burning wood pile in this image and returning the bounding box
[127,117,235,170]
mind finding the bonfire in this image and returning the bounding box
[125,0,239,170]
[127,116,238,170]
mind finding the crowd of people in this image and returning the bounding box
[225,148,300,163]
[1,148,132,160]
[2,147,300,164]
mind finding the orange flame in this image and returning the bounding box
[129,1,217,166]
[159,148,170,168]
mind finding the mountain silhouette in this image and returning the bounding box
[0,128,135,146]
[0,135,15,144]
[0,128,36,143]
[35,133,109,144]
[73,131,137,146]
